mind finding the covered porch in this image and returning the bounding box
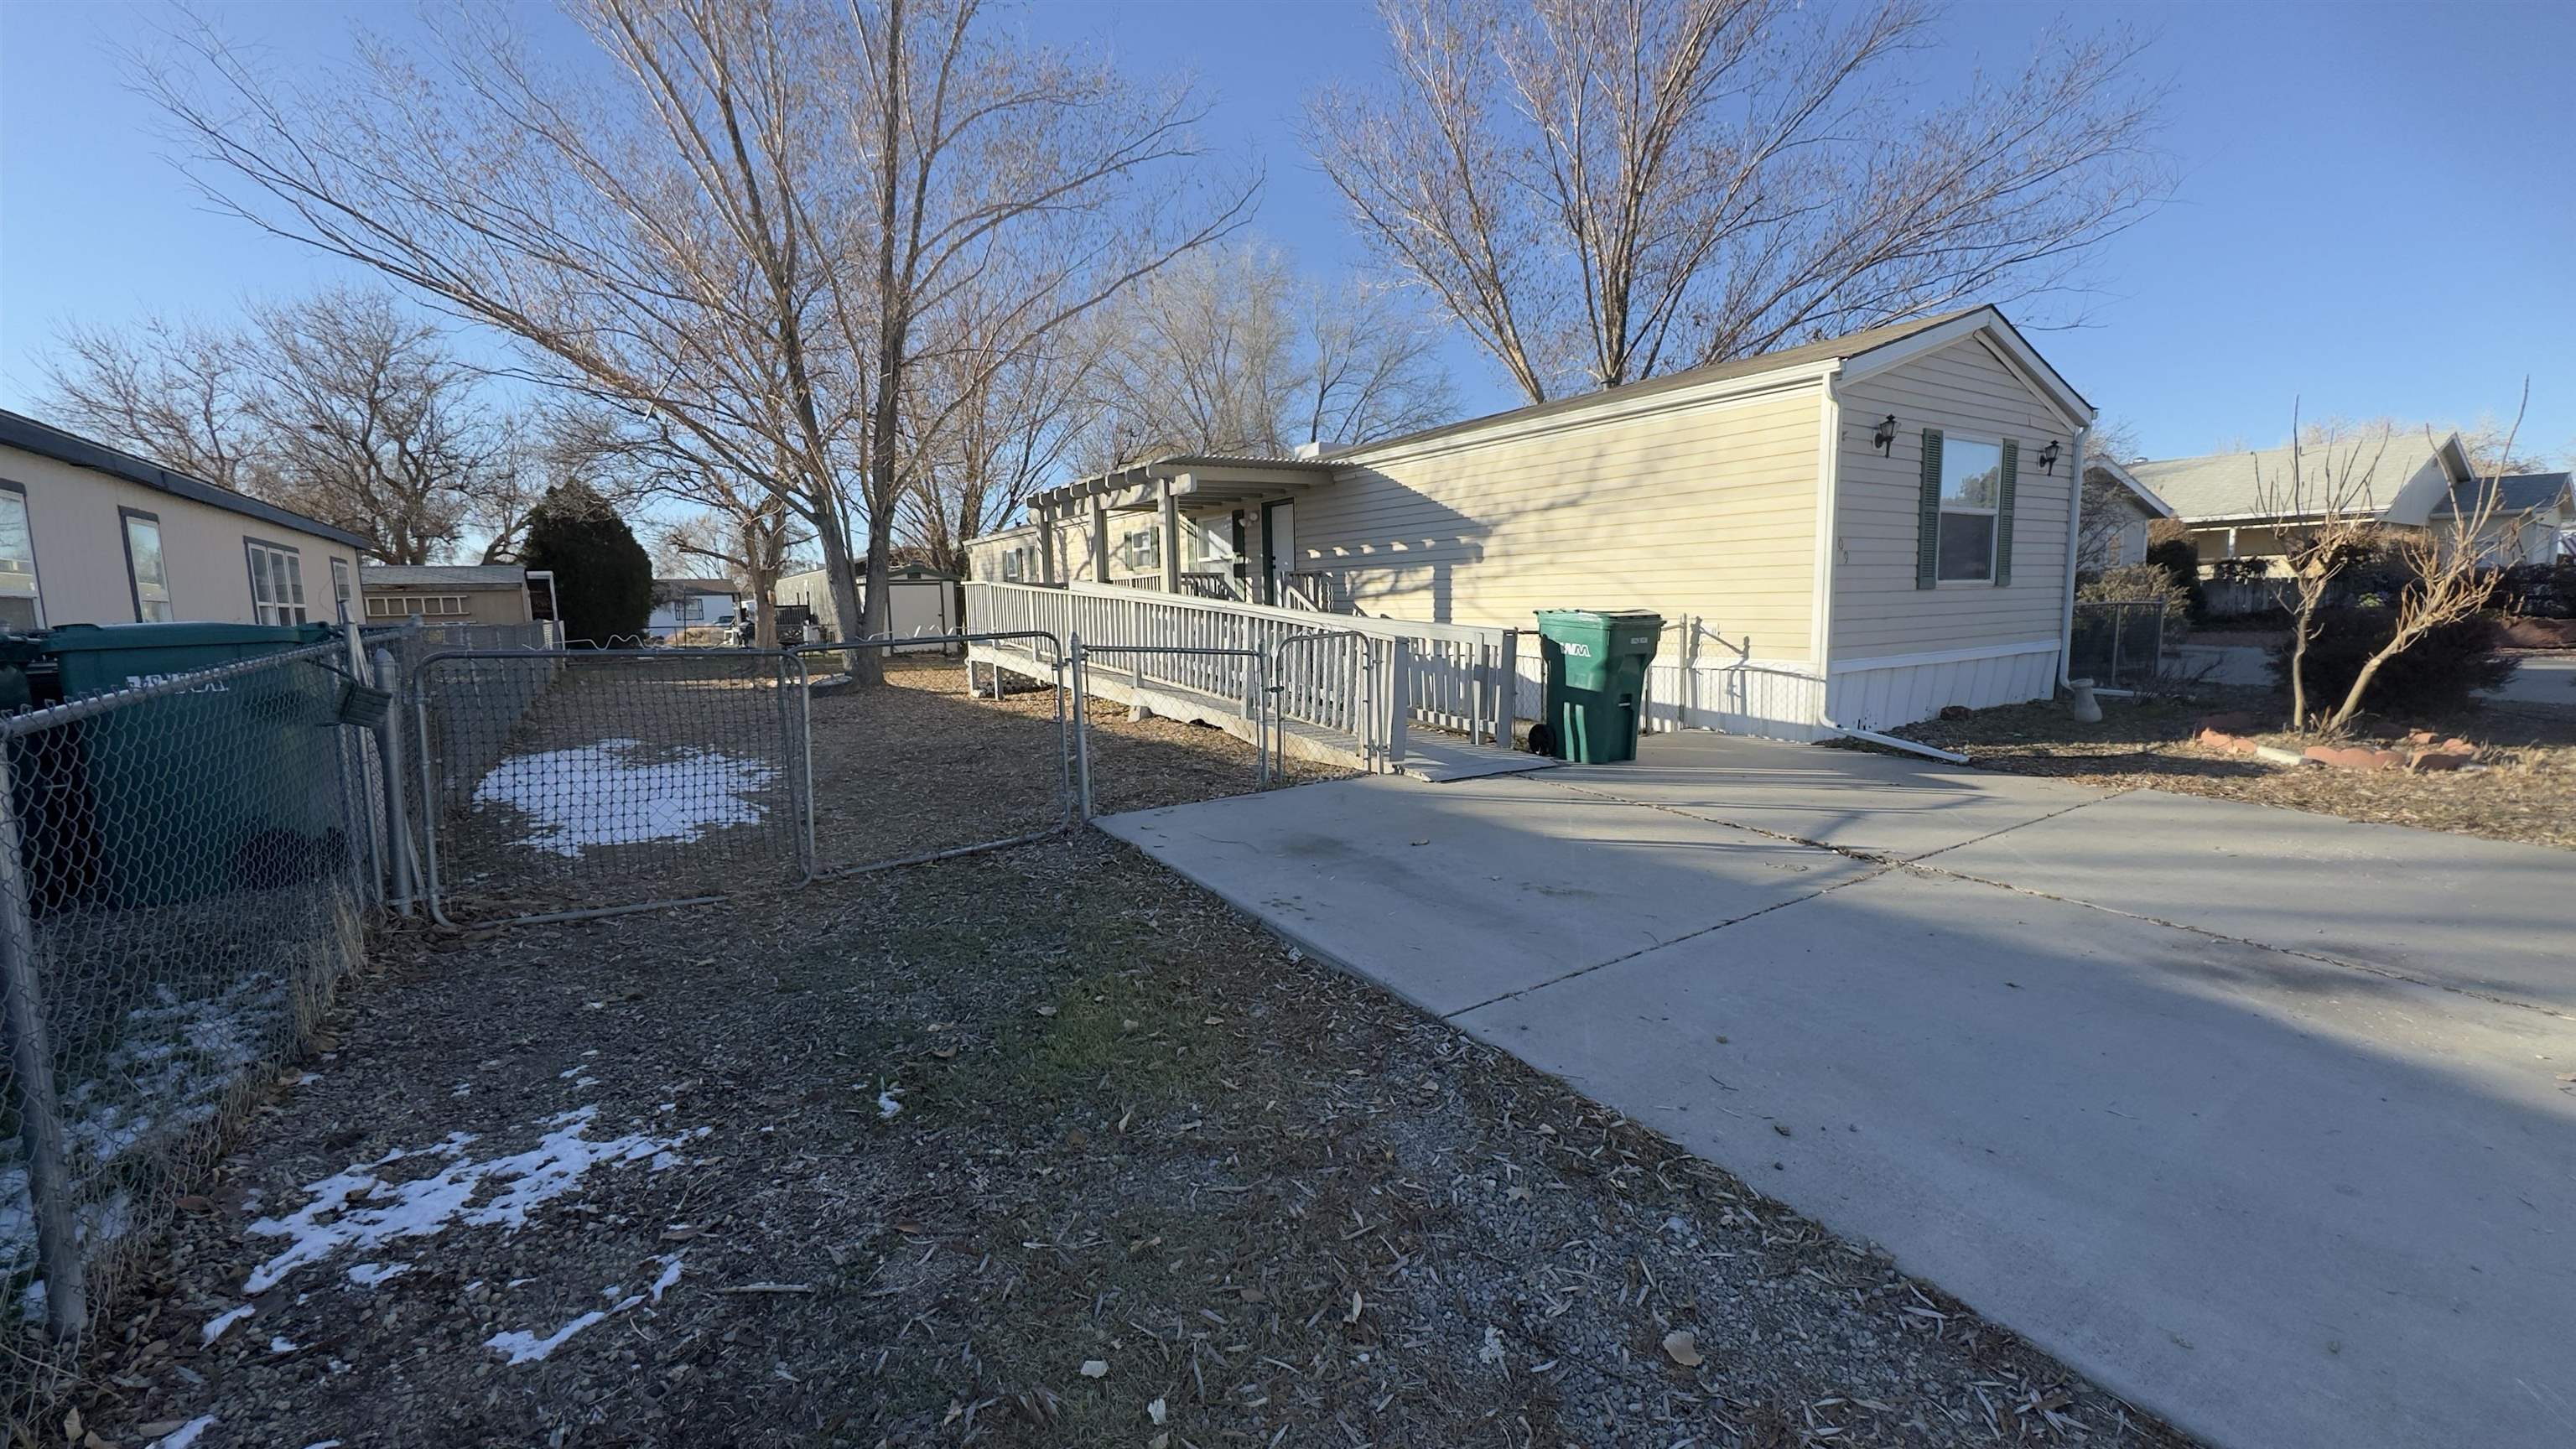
[1026,453,1341,608]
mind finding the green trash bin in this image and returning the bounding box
[1533,609,1663,764]
[39,622,346,906]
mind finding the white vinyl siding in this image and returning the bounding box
[1302,383,1824,658]
[1833,337,2074,659]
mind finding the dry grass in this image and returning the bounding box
[1890,687,2576,852]
[64,667,2190,1449]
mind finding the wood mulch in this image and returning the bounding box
[57,667,2192,1449]
[1890,685,2576,852]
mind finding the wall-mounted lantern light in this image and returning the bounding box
[1872,414,1898,456]
[2037,439,2062,475]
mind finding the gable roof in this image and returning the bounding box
[2084,458,2176,519]
[1332,305,2089,463]
[0,408,371,550]
[2433,471,2573,521]
[2128,431,2470,525]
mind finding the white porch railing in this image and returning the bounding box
[967,580,1522,758]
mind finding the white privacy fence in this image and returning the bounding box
[966,581,1524,758]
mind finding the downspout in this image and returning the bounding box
[2057,420,2094,688]
[1807,364,1970,765]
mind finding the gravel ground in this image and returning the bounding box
[44,673,2192,1449]
[1888,685,2576,852]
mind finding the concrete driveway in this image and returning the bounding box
[2488,652,2576,706]
[1100,732,2576,1449]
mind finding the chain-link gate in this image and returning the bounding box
[412,650,808,927]
[2069,600,2171,689]
[792,633,1076,878]
[1,643,371,1350]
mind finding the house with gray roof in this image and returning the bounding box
[2128,430,2570,571]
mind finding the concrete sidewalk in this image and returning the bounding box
[1098,732,2576,1449]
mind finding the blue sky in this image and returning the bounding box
[3,0,2570,465]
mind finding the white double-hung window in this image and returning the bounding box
[245,538,309,624]
[1936,436,2006,583]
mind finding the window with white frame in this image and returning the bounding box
[366,593,469,618]
[1122,527,1160,572]
[672,595,704,624]
[1000,547,1024,581]
[0,484,43,631]
[245,539,309,624]
[330,557,354,620]
[1937,437,2006,582]
[122,510,173,622]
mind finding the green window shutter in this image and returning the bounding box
[1915,428,1945,589]
[1995,439,2019,587]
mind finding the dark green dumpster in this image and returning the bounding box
[1533,609,1663,764]
[39,622,346,906]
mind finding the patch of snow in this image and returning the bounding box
[243,1109,708,1293]
[150,1416,216,1449]
[345,1261,410,1287]
[489,1289,647,1365]
[647,1253,683,1303]
[200,1303,254,1345]
[300,1441,344,1449]
[574,1077,598,1089]
[270,1335,303,1354]
[875,1086,905,1120]
[473,738,778,857]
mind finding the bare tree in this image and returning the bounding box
[901,318,1101,589]
[1306,0,2170,402]
[1087,243,1455,466]
[42,290,530,563]
[240,289,510,564]
[138,0,1251,682]
[41,312,263,491]
[2075,416,2143,569]
[2251,408,2395,730]
[2311,394,2533,732]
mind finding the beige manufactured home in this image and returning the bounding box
[361,564,536,626]
[0,409,368,631]
[968,307,2097,740]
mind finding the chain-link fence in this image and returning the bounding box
[3,642,370,1374]
[412,650,807,926]
[2068,600,2171,689]
[796,636,1074,877]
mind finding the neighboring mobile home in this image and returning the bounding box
[2080,458,2179,568]
[969,306,2098,738]
[645,578,743,641]
[361,564,535,626]
[0,409,367,630]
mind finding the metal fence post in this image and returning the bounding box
[372,648,418,916]
[1070,635,1094,821]
[0,744,85,1342]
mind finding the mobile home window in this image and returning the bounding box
[122,509,174,622]
[1000,547,1023,581]
[245,539,309,624]
[0,484,42,631]
[1937,438,2005,582]
[330,557,354,620]
[1123,528,1160,571]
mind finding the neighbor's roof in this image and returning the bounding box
[362,564,527,589]
[2083,457,2176,519]
[653,577,740,597]
[2128,432,2464,522]
[2433,471,2573,519]
[0,408,371,550]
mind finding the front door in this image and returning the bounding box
[1261,499,1296,605]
